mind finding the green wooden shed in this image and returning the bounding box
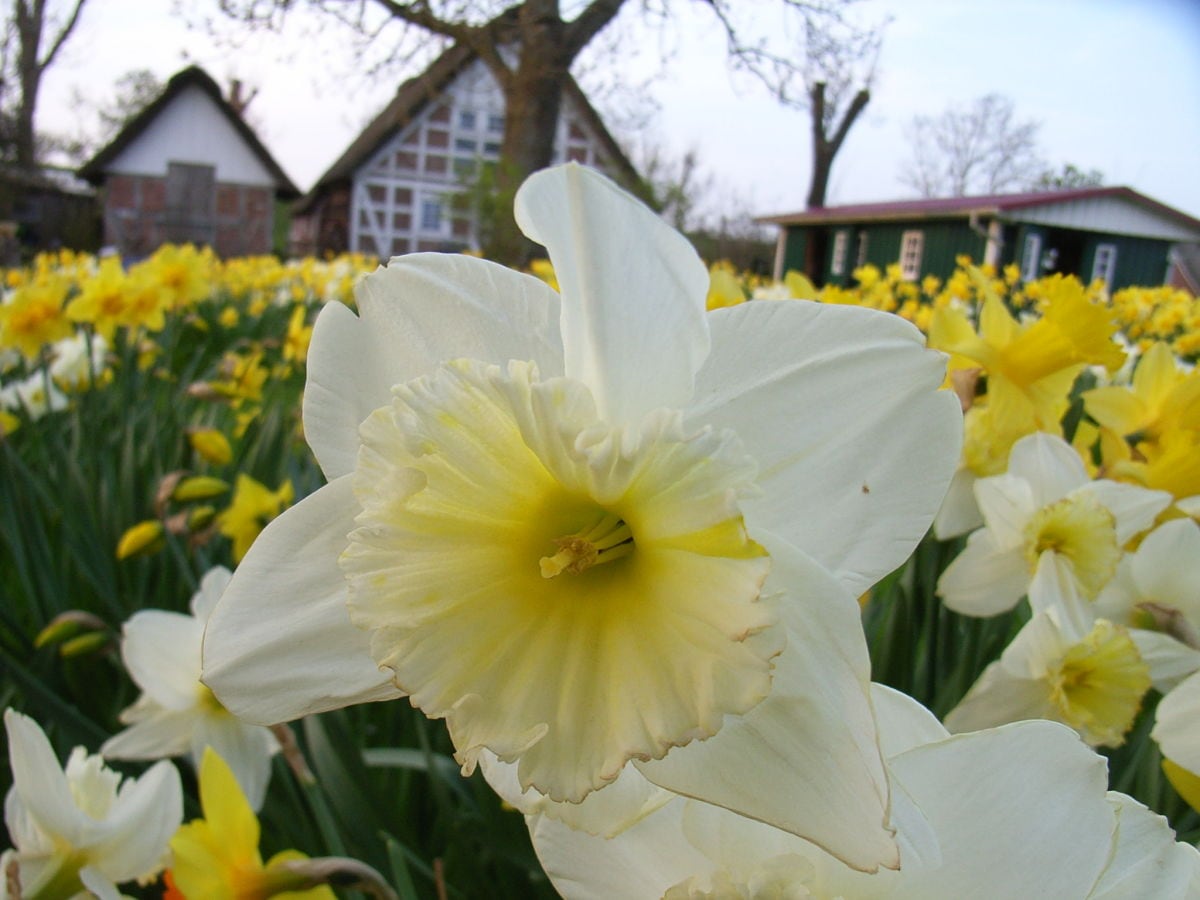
[757,187,1200,291]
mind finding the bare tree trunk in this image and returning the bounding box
[804,81,869,281]
[10,0,88,168]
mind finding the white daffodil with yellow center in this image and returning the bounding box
[937,432,1171,634]
[1,709,183,900]
[101,567,277,810]
[527,687,1200,899]
[1094,518,1200,693]
[945,611,1151,747]
[202,164,962,871]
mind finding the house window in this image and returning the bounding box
[421,197,443,232]
[483,141,501,157]
[487,113,504,133]
[899,230,924,280]
[454,138,476,153]
[856,231,869,268]
[1020,233,1043,281]
[830,229,850,276]
[459,110,477,131]
[1092,243,1118,289]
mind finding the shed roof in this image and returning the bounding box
[292,42,640,215]
[758,187,1200,241]
[78,66,299,199]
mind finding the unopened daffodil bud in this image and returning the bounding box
[116,520,165,560]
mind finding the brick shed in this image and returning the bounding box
[79,66,298,260]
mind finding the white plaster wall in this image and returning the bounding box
[105,85,276,186]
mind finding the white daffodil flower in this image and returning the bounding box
[102,567,277,810]
[1153,670,1200,790]
[1094,518,1200,693]
[1,708,183,900]
[526,687,1200,900]
[944,610,1151,747]
[937,432,1171,634]
[201,164,961,871]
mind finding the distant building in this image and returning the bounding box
[290,43,639,259]
[0,165,97,263]
[759,187,1200,290]
[79,66,299,259]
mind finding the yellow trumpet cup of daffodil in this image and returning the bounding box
[201,164,961,871]
[166,747,334,900]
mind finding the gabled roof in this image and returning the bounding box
[758,187,1200,236]
[78,66,299,199]
[293,42,639,214]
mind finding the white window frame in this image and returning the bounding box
[1020,233,1042,281]
[899,230,924,280]
[830,229,849,276]
[1092,243,1118,289]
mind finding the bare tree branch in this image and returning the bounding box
[901,94,1045,197]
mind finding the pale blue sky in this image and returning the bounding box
[38,0,1200,221]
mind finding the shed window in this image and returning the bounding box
[830,230,849,276]
[899,230,924,280]
[1020,233,1043,281]
[487,114,505,133]
[459,110,477,131]
[856,231,869,268]
[1092,244,1118,289]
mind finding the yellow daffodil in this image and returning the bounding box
[65,256,128,340]
[116,519,166,560]
[1084,342,1200,442]
[529,687,1200,899]
[103,568,277,809]
[217,475,294,563]
[705,262,745,309]
[0,276,73,360]
[202,164,961,870]
[167,748,334,900]
[189,427,234,466]
[929,275,1125,430]
[1,708,182,900]
[283,304,313,368]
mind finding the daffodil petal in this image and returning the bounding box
[101,703,194,759]
[1085,480,1175,546]
[973,472,1036,549]
[869,684,949,757]
[636,536,896,874]
[931,467,983,540]
[189,565,232,622]
[120,610,204,710]
[880,721,1115,900]
[529,797,709,900]
[1090,793,1200,899]
[1006,432,1089,508]
[3,709,86,845]
[687,299,960,597]
[937,528,1030,617]
[1129,519,1200,620]
[1131,630,1200,694]
[203,476,402,725]
[78,867,122,900]
[514,163,710,425]
[196,747,260,860]
[303,254,564,479]
[478,750,673,838]
[90,760,182,882]
[1152,671,1200,773]
[192,714,277,812]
